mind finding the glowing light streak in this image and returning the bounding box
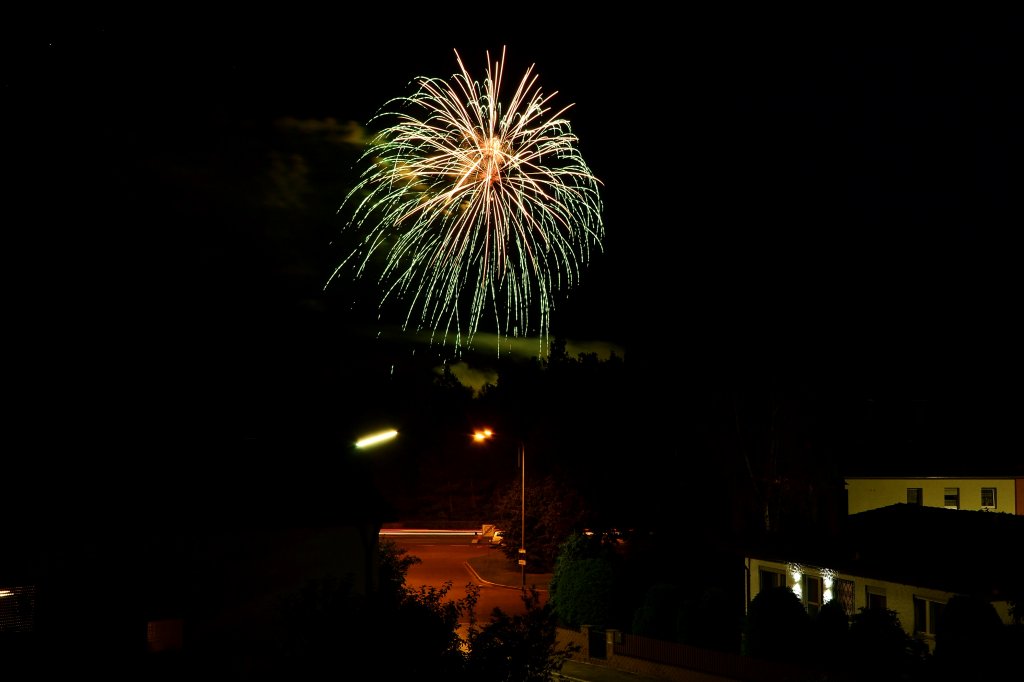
[355,429,398,448]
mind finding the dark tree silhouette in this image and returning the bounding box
[264,539,578,681]
[465,588,581,682]
[491,473,587,572]
[268,540,471,679]
[846,607,929,681]
[676,586,742,653]
[631,583,684,641]
[549,533,617,629]
[743,586,810,663]
[933,594,1006,680]
[810,598,849,670]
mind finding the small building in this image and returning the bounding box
[845,475,1023,515]
[744,503,1023,652]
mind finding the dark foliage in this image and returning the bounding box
[846,607,929,681]
[266,539,578,681]
[549,532,617,629]
[810,598,849,670]
[932,594,1007,680]
[465,588,581,682]
[743,586,810,663]
[491,474,588,572]
[676,586,743,653]
[631,583,684,641]
[267,541,469,679]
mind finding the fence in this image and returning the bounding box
[558,627,836,682]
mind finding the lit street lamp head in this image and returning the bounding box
[355,429,398,449]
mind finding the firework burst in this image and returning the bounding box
[327,46,604,354]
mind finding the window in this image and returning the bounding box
[0,585,36,633]
[759,568,785,594]
[147,618,184,653]
[907,488,923,505]
[835,578,856,616]
[944,487,960,509]
[913,597,945,637]
[804,575,822,617]
[981,487,997,509]
[866,586,887,611]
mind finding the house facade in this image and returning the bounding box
[746,557,1014,653]
[845,475,1023,515]
[744,503,1023,653]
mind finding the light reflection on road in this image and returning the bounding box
[379,529,479,537]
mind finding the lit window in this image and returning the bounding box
[981,487,997,509]
[835,578,856,616]
[943,487,959,509]
[907,488,923,505]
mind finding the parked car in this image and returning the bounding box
[490,529,505,546]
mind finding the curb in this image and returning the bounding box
[463,561,550,592]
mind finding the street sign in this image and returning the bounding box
[518,559,526,566]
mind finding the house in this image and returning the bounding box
[744,503,1024,652]
[845,475,1023,515]
[0,438,395,677]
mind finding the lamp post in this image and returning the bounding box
[472,428,527,590]
[353,428,398,595]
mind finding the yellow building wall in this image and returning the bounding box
[846,477,1018,514]
[746,557,1014,654]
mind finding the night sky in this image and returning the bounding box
[7,16,1021,500]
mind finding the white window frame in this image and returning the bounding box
[913,596,945,638]
[758,567,786,595]
[803,574,822,616]
[980,487,997,509]
[943,487,960,509]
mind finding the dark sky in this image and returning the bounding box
[7,16,1021,476]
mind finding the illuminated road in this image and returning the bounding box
[381,529,543,630]
[380,530,663,682]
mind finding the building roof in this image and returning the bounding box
[749,503,1024,599]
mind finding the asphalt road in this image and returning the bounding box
[383,530,546,625]
[382,530,672,682]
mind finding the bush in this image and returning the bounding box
[810,598,849,669]
[847,607,928,681]
[631,583,684,641]
[933,594,1006,680]
[743,586,810,663]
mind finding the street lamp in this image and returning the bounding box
[352,428,397,595]
[472,428,527,590]
[355,429,398,449]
